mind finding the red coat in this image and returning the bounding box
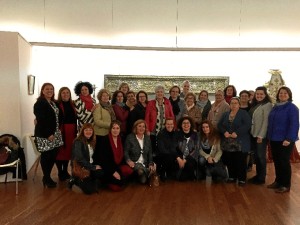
[145,97,175,133]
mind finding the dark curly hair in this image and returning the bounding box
[177,116,195,132]
[74,81,93,96]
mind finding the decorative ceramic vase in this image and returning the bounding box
[267,69,285,103]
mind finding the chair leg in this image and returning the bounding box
[16,160,19,195]
[32,156,41,183]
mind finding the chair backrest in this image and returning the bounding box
[29,136,39,154]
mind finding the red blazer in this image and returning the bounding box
[145,97,175,133]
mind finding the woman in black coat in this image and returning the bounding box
[34,83,63,188]
[70,123,104,194]
[93,121,133,191]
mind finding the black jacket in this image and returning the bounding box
[34,98,57,138]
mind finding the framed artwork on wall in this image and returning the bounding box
[27,75,35,95]
[104,75,229,94]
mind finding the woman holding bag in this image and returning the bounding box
[70,123,104,194]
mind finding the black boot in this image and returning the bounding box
[42,176,57,188]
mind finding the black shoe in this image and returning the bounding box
[267,181,280,189]
[248,176,258,183]
[42,177,57,188]
[248,176,265,185]
[59,172,71,181]
[275,186,290,193]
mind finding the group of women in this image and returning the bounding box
[33,80,299,194]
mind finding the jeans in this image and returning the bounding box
[251,136,267,181]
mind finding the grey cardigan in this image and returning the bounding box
[250,102,273,139]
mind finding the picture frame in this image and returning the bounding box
[104,74,229,94]
[27,75,35,95]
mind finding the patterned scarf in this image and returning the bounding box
[196,100,208,109]
[186,103,195,111]
[79,94,94,111]
[155,99,165,135]
[100,101,116,121]
[108,133,123,164]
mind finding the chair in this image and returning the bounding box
[29,136,41,182]
[0,159,21,194]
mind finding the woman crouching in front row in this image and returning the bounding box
[69,123,104,194]
[93,120,134,191]
[124,119,156,184]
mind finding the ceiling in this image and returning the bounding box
[1,0,300,48]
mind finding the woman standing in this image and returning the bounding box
[124,120,155,184]
[207,90,230,128]
[224,85,237,104]
[267,87,299,193]
[93,121,133,191]
[112,90,129,142]
[182,92,202,131]
[127,90,148,134]
[197,90,212,121]
[169,85,186,123]
[93,89,116,138]
[218,97,251,186]
[74,81,96,130]
[56,87,77,181]
[145,85,174,157]
[70,123,104,194]
[176,116,200,181]
[248,86,272,185]
[34,83,63,188]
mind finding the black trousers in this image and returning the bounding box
[40,147,59,180]
[270,141,294,188]
[156,153,179,177]
[222,151,248,182]
[76,169,104,195]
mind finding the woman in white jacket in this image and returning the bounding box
[248,86,273,185]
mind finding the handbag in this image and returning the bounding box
[72,160,90,180]
[35,130,64,152]
[221,138,241,152]
[149,171,160,187]
[0,146,9,165]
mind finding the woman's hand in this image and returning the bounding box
[231,132,237,138]
[95,165,102,170]
[48,135,54,141]
[257,137,262,144]
[283,140,291,146]
[113,171,121,180]
[91,104,99,112]
[224,131,231,138]
[177,157,186,169]
[127,160,135,168]
[207,156,214,164]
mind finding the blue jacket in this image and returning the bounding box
[267,102,299,142]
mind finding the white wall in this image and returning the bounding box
[18,35,38,172]
[32,46,300,107]
[0,31,36,172]
[0,32,21,135]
